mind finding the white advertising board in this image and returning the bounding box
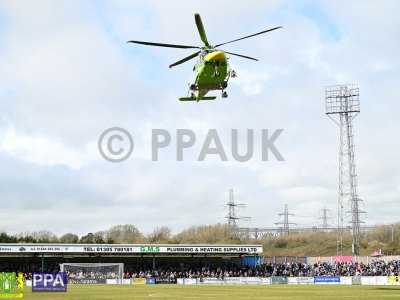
[0,244,262,255]
[339,277,352,285]
[201,278,225,285]
[288,277,314,285]
[361,276,388,285]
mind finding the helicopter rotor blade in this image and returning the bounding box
[215,26,282,47]
[194,13,210,47]
[222,51,258,61]
[169,51,201,68]
[127,40,200,49]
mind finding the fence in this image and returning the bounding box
[176,276,400,286]
[24,275,400,286]
[307,255,400,264]
[263,256,307,264]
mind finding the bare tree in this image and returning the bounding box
[147,227,171,243]
[59,233,79,243]
[106,224,144,243]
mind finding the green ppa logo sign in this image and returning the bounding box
[0,272,24,298]
[140,246,160,253]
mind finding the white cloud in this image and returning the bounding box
[0,127,94,169]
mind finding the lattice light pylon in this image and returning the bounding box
[325,84,365,256]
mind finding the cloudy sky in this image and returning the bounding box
[0,0,399,236]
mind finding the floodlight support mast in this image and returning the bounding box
[325,84,365,256]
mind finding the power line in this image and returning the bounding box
[225,189,250,227]
[319,207,332,229]
[275,204,296,235]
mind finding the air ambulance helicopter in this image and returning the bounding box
[128,14,281,101]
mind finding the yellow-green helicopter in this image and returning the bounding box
[128,14,281,101]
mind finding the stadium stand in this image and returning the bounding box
[0,244,399,281]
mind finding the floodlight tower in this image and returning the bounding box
[325,84,365,256]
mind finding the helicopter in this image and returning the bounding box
[128,14,281,102]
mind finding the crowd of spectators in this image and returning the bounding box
[1,260,399,280]
[121,260,400,279]
[260,260,400,277]
[67,271,119,280]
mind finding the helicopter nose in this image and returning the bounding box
[204,51,226,62]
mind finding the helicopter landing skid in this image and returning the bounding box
[179,96,216,102]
